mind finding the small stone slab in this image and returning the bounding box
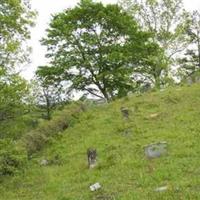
[90,182,101,191]
[154,186,168,192]
[40,159,48,166]
[149,113,160,119]
[144,141,168,159]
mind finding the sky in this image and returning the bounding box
[21,0,200,80]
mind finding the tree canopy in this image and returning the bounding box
[38,0,161,100]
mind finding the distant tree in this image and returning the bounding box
[178,11,200,79]
[119,0,191,86]
[39,0,161,101]
[31,73,68,120]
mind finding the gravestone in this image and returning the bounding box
[87,148,97,169]
[142,83,151,92]
[144,141,168,159]
[90,182,101,191]
[40,159,48,166]
[154,186,168,192]
[120,107,129,119]
[62,122,68,130]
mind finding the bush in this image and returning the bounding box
[0,139,27,176]
[0,114,39,140]
[23,102,87,156]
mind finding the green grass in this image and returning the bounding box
[1,84,200,199]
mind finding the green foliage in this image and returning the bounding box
[178,11,200,79]
[0,75,30,124]
[0,0,35,69]
[38,0,160,100]
[30,75,69,120]
[0,0,36,139]
[0,139,27,176]
[119,0,191,86]
[0,102,87,177]
[23,102,86,156]
[0,114,39,140]
[178,49,200,79]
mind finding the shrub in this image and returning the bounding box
[0,139,27,176]
[23,102,87,156]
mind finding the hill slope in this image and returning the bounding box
[1,84,200,200]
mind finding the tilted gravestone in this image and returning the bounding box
[144,142,168,159]
[87,148,97,169]
[120,107,129,119]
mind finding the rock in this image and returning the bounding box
[87,148,97,169]
[154,186,168,192]
[40,159,48,166]
[120,107,129,119]
[148,113,160,119]
[144,141,168,159]
[90,182,101,191]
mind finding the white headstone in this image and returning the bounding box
[154,186,168,192]
[90,182,101,191]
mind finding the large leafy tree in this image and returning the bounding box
[119,0,191,85]
[38,0,161,101]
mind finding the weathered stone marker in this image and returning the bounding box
[154,186,168,192]
[40,159,48,166]
[90,182,101,191]
[144,141,168,159]
[87,148,97,169]
[120,107,129,119]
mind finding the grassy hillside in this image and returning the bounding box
[1,84,200,200]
